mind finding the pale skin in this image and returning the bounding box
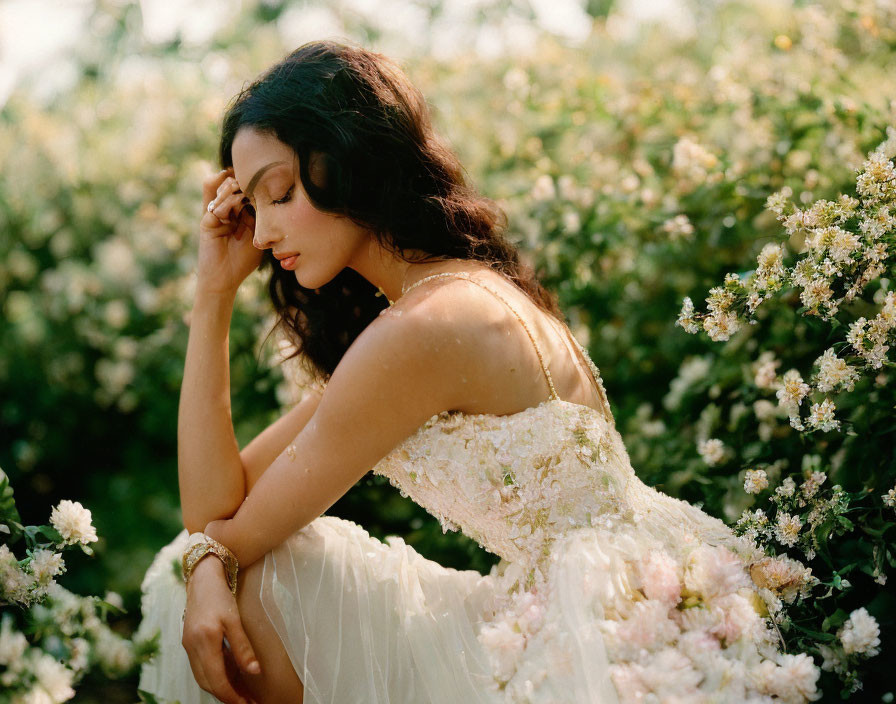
[180,127,605,703]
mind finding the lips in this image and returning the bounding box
[278,254,299,270]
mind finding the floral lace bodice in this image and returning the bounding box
[371,399,749,581]
[370,272,753,587]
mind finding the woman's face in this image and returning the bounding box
[231,127,370,289]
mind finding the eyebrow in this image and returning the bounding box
[244,161,286,200]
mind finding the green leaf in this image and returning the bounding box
[822,608,848,632]
[836,516,855,532]
[788,622,837,642]
[23,524,65,547]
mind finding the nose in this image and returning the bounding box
[251,212,281,251]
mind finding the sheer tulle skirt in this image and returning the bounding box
[138,517,531,704]
[255,516,501,703]
[139,508,784,703]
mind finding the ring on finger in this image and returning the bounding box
[207,199,217,213]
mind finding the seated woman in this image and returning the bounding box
[136,39,820,704]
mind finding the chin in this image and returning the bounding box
[293,263,336,291]
[291,251,360,289]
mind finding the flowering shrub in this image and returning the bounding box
[2,0,895,700]
[0,468,155,703]
[677,129,896,432]
[674,132,895,695]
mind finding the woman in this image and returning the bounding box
[137,40,821,704]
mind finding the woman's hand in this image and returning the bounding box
[182,555,261,704]
[197,167,263,297]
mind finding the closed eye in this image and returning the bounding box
[272,186,294,205]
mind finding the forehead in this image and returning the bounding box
[231,128,296,186]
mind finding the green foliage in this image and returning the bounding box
[1,0,894,700]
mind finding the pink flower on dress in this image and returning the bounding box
[617,599,680,652]
[609,664,650,703]
[709,593,762,644]
[677,629,722,658]
[685,545,751,601]
[513,591,546,635]
[478,618,526,683]
[639,550,682,605]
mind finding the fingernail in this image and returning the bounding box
[247,660,261,674]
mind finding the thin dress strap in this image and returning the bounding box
[398,271,561,402]
[555,323,617,429]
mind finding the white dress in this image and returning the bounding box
[136,273,820,704]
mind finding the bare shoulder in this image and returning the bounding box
[315,274,507,423]
[338,278,489,399]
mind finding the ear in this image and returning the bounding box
[308,151,329,189]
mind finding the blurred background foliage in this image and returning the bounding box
[1,0,894,699]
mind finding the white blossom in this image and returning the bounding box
[753,351,781,390]
[662,214,695,242]
[49,500,98,547]
[30,650,76,703]
[838,607,880,657]
[800,472,827,500]
[774,512,802,547]
[744,469,769,495]
[0,544,34,603]
[676,296,700,334]
[68,637,90,673]
[29,550,65,585]
[0,614,28,667]
[530,174,556,202]
[776,369,811,409]
[776,477,797,498]
[702,310,741,342]
[697,438,727,466]
[806,398,840,432]
[94,628,135,674]
[813,348,860,393]
[883,486,896,508]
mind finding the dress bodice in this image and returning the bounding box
[372,399,628,569]
[370,272,756,585]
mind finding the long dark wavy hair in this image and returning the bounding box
[219,40,562,383]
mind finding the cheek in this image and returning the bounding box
[284,200,323,234]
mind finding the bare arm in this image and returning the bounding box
[178,288,326,531]
[204,296,479,568]
[240,388,322,493]
[179,167,262,533]
[178,290,245,533]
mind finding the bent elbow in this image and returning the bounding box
[180,499,242,536]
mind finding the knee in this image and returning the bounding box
[236,554,267,607]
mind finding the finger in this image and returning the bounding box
[223,645,259,701]
[234,208,256,241]
[224,612,262,675]
[202,169,233,208]
[183,637,215,698]
[197,638,251,704]
[209,192,244,225]
[215,176,242,202]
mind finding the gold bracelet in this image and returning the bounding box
[181,532,239,596]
